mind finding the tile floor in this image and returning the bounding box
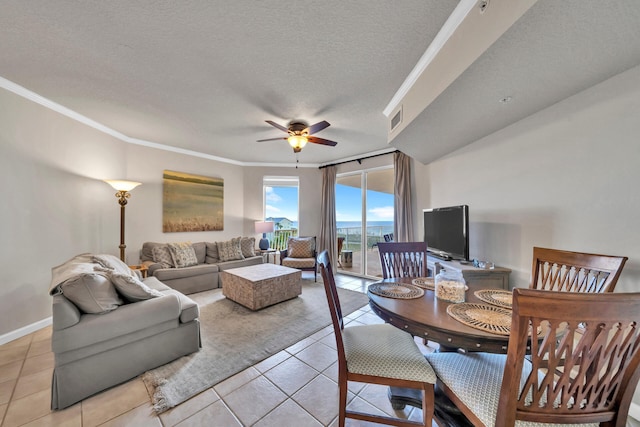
[0,273,435,427]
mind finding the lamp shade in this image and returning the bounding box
[255,221,275,234]
[105,180,141,192]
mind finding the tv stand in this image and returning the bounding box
[427,255,510,290]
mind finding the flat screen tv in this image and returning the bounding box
[423,205,469,261]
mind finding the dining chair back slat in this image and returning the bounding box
[377,242,428,279]
[530,247,627,293]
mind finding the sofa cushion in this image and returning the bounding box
[60,273,123,314]
[205,242,219,263]
[143,276,172,292]
[167,242,199,268]
[217,237,244,262]
[152,263,219,281]
[192,242,206,264]
[110,272,164,303]
[141,242,165,262]
[216,256,264,271]
[288,237,315,258]
[152,245,175,268]
[240,237,256,258]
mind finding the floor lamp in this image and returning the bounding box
[105,180,141,262]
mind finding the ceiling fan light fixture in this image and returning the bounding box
[288,134,308,149]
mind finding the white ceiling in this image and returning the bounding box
[1,1,639,167]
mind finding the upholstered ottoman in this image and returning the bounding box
[221,263,302,310]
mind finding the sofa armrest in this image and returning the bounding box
[279,249,288,265]
[145,261,163,276]
[52,295,81,330]
[52,293,183,353]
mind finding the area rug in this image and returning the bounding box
[142,278,369,413]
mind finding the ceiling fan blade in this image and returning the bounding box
[257,137,288,142]
[307,136,338,146]
[305,120,330,135]
[265,120,289,133]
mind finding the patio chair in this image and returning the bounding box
[280,236,317,281]
[530,246,627,293]
[377,241,428,279]
[425,288,640,427]
[317,250,438,427]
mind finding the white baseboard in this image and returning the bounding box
[630,402,640,423]
[0,317,52,346]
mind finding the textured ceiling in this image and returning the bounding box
[1,1,639,167]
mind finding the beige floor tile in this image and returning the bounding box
[355,312,385,325]
[253,350,291,373]
[20,402,81,427]
[322,362,339,383]
[263,357,319,395]
[356,383,411,418]
[21,352,54,376]
[309,325,334,341]
[213,366,260,397]
[1,335,32,350]
[31,326,52,343]
[27,339,51,359]
[293,374,345,426]
[98,402,162,427]
[2,388,51,427]
[254,399,323,427]
[159,388,219,427]
[346,396,389,419]
[81,378,149,427]
[13,368,53,400]
[286,336,316,355]
[175,400,241,427]
[319,333,337,349]
[0,378,16,405]
[0,360,23,384]
[295,342,338,372]
[223,376,286,426]
[0,345,30,366]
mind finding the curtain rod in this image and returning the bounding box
[318,150,399,169]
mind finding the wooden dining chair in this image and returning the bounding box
[425,288,640,427]
[377,242,429,279]
[317,250,438,427]
[530,247,627,293]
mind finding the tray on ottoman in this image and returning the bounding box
[221,263,302,310]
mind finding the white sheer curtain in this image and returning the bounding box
[319,165,337,270]
[393,151,414,242]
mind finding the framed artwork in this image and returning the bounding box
[163,170,224,232]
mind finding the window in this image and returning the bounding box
[263,177,299,250]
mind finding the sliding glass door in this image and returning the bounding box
[336,167,394,277]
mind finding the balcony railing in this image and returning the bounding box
[267,229,299,251]
[337,225,391,252]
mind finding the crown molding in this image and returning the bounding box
[383,0,477,117]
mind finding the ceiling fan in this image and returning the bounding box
[257,120,338,153]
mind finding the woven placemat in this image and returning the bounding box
[474,289,513,309]
[411,277,435,290]
[446,303,512,335]
[368,282,425,299]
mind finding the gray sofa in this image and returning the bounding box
[49,254,200,409]
[140,240,264,294]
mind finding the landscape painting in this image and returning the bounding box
[163,170,224,232]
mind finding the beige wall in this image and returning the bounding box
[413,64,640,292]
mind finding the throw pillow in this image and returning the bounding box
[109,272,164,302]
[60,273,123,314]
[92,254,135,277]
[240,237,256,258]
[288,237,314,258]
[217,237,244,262]
[152,245,174,268]
[205,242,219,263]
[167,242,199,268]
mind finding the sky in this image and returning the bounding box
[264,184,393,223]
